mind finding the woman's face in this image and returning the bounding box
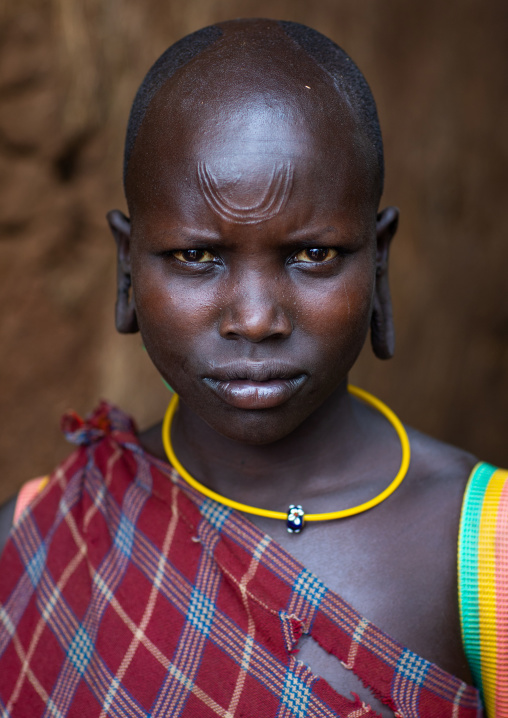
[123,79,381,444]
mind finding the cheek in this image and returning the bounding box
[131,249,375,402]
[296,269,374,356]
[131,261,220,375]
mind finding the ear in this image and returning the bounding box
[370,206,399,359]
[107,209,139,334]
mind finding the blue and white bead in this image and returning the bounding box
[287,505,305,533]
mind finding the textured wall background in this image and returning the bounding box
[1,0,507,502]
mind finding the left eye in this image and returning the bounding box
[172,249,215,263]
[294,248,338,263]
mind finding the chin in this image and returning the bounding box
[204,406,313,446]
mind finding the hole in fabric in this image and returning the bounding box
[297,634,395,718]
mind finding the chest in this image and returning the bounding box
[247,488,470,685]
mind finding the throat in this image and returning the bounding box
[161,385,404,519]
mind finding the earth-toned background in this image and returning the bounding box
[1,0,507,502]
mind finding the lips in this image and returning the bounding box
[202,361,307,409]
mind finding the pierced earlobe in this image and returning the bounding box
[115,272,139,334]
[370,282,395,359]
[370,206,399,360]
[107,209,139,334]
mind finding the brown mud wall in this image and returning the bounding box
[1,0,507,502]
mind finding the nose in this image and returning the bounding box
[218,272,293,342]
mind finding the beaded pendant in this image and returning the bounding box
[287,505,305,533]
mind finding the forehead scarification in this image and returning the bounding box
[125,19,383,206]
[197,160,294,225]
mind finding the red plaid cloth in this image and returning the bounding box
[0,403,483,717]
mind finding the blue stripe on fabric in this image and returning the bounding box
[187,587,215,637]
[199,498,231,532]
[281,669,310,717]
[26,544,47,587]
[396,648,429,685]
[458,461,498,696]
[293,569,327,609]
[44,696,65,718]
[67,624,94,676]
[114,514,136,557]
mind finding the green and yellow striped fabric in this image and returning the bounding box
[459,462,508,717]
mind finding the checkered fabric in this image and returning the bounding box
[0,403,483,717]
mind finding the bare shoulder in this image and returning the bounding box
[400,426,479,539]
[406,425,477,490]
[367,429,480,680]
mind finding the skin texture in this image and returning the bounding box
[104,19,478,716]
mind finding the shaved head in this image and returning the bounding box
[110,19,399,445]
[123,19,384,199]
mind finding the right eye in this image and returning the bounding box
[172,249,215,263]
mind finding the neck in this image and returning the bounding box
[168,381,399,513]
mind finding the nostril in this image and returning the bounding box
[218,303,293,342]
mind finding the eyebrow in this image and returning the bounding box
[143,222,363,250]
[144,227,222,245]
[158,226,342,245]
[285,226,339,241]
[283,225,369,248]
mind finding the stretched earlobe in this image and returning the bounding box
[107,209,139,334]
[370,206,399,360]
[115,271,139,334]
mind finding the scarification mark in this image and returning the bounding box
[197,160,294,224]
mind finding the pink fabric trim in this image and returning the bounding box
[13,476,49,526]
[495,479,508,716]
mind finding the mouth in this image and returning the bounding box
[202,361,307,410]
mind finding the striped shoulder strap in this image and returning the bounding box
[458,461,508,717]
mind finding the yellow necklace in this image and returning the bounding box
[162,384,411,533]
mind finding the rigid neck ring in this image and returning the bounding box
[162,384,411,532]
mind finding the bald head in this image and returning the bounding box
[123,20,384,200]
